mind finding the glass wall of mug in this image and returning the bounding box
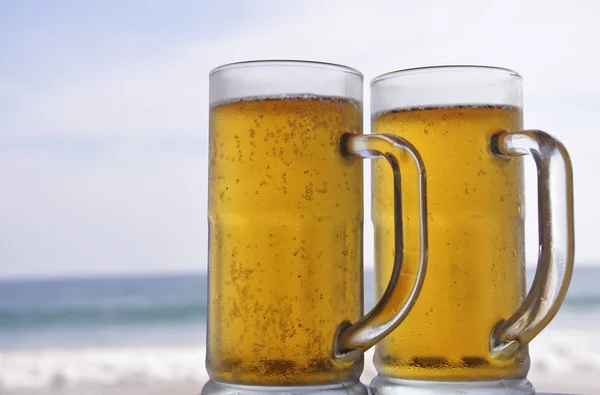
[369,66,574,395]
[205,60,428,395]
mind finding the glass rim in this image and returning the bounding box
[371,65,522,85]
[209,59,364,78]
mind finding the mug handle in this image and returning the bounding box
[333,133,429,361]
[490,130,575,359]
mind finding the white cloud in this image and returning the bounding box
[4,0,600,136]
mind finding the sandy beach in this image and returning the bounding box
[9,372,598,395]
[6,346,599,395]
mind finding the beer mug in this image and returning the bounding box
[369,66,575,395]
[203,60,428,395]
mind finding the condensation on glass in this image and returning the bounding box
[369,65,574,395]
[204,60,428,395]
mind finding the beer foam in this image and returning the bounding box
[209,94,361,109]
[372,104,522,120]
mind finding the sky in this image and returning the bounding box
[0,0,598,278]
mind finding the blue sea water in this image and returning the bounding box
[1,266,598,351]
[0,274,208,350]
[1,267,599,389]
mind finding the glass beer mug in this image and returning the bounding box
[369,66,575,395]
[204,60,428,395]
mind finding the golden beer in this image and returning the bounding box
[372,105,528,380]
[208,96,363,385]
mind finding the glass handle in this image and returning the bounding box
[490,130,575,359]
[333,133,429,361]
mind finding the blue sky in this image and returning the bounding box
[1,0,598,278]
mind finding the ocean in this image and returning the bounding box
[1,267,599,390]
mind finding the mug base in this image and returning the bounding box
[201,379,368,395]
[370,376,535,395]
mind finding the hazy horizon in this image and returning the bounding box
[1,260,598,281]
